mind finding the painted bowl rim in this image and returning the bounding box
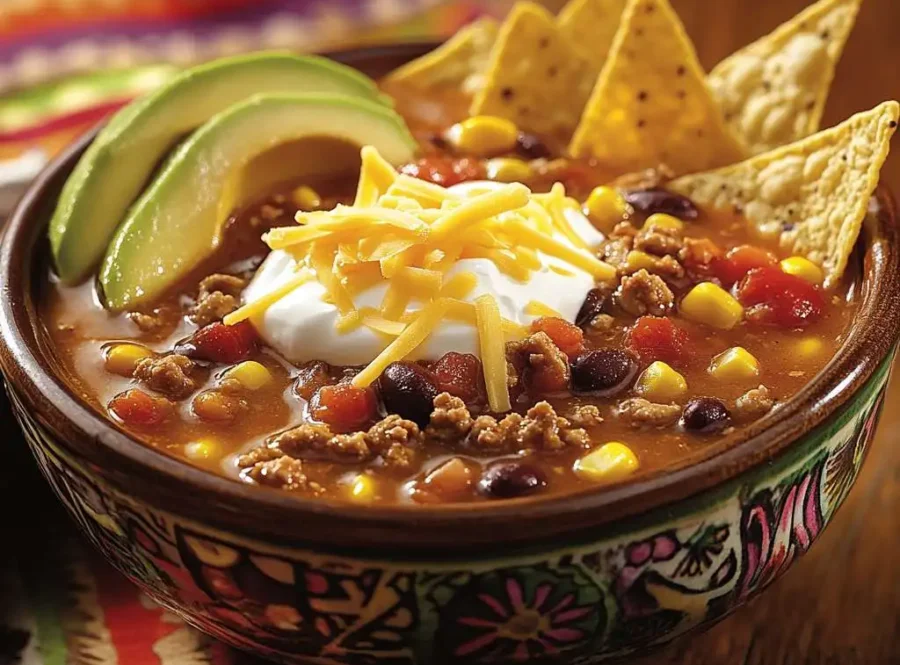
[1,42,898,556]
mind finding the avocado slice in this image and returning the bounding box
[99,93,417,311]
[50,52,387,284]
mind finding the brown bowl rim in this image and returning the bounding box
[1,42,899,557]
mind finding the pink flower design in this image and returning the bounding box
[450,575,599,661]
[739,462,823,599]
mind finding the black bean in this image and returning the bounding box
[571,349,637,395]
[379,362,439,427]
[515,132,552,160]
[624,188,699,220]
[681,397,731,433]
[479,461,548,499]
[576,288,610,328]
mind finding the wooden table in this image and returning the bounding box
[633,0,900,661]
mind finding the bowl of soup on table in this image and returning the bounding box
[1,0,898,661]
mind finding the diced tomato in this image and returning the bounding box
[680,237,724,280]
[432,352,486,405]
[399,155,486,187]
[716,244,778,286]
[183,321,258,364]
[625,316,689,366]
[531,317,585,358]
[737,266,824,328]
[108,389,170,426]
[310,383,377,430]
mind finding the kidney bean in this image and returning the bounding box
[515,132,551,159]
[432,352,485,405]
[177,321,258,364]
[576,288,610,328]
[379,362,439,427]
[681,397,731,433]
[479,461,548,499]
[571,349,637,395]
[623,188,699,220]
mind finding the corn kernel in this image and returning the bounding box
[624,250,658,272]
[584,186,629,232]
[780,256,824,285]
[680,282,744,330]
[446,115,519,156]
[574,442,639,483]
[292,185,322,210]
[635,361,687,402]
[105,343,153,376]
[185,440,217,461]
[708,347,760,380]
[485,157,532,183]
[795,337,825,360]
[348,474,377,502]
[644,213,684,231]
[222,361,272,390]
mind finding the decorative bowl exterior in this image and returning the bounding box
[1,44,898,665]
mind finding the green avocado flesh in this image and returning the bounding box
[99,93,417,311]
[49,52,387,284]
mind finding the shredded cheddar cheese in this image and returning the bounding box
[223,270,312,325]
[234,146,616,402]
[352,298,452,388]
[474,294,512,412]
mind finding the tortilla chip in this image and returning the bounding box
[568,0,746,177]
[384,17,499,95]
[558,0,628,72]
[471,2,595,143]
[671,101,899,287]
[708,0,862,155]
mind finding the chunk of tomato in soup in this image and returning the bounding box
[626,316,689,366]
[737,266,825,328]
[432,352,485,405]
[310,383,378,430]
[182,321,258,364]
[716,244,778,286]
[400,155,485,187]
[531,317,585,358]
[109,389,170,426]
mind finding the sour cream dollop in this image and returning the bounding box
[243,181,605,365]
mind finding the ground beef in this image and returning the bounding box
[566,404,604,427]
[735,385,775,420]
[617,397,681,427]
[599,230,635,268]
[616,269,675,316]
[519,401,590,451]
[426,393,474,443]
[468,413,524,451]
[127,311,165,333]
[506,332,570,395]
[133,354,196,399]
[191,274,247,326]
[249,415,422,469]
[611,165,675,190]
[586,313,616,333]
[634,224,683,256]
[679,238,722,275]
[240,450,309,492]
[618,253,685,282]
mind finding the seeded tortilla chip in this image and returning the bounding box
[471,2,595,144]
[569,0,746,177]
[671,101,899,288]
[558,0,627,72]
[385,17,499,95]
[708,0,861,156]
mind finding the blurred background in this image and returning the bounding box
[1,1,898,664]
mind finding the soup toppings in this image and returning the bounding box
[43,0,897,505]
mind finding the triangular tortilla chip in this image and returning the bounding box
[384,17,499,95]
[558,0,628,72]
[568,0,746,177]
[708,0,862,155]
[671,101,899,287]
[471,2,595,144]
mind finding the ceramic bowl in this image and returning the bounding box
[1,44,899,665]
